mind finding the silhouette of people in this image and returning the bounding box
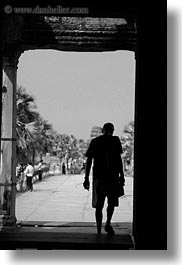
[24,162,34,192]
[83,122,125,235]
[37,159,43,181]
[62,163,66,174]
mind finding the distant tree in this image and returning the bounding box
[77,139,89,159]
[90,126,102,139]
[16,86,54,164]
[55,133,88,170]
[34,117,53,159]
[120,121,134,177]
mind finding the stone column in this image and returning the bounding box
[0,52,19,229]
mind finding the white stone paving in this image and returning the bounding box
[15,174,133,223]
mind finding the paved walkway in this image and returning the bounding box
[0,174,134,249]
[15,173,133,224]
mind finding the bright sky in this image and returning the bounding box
[17,50,135,140]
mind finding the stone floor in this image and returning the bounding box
[0,173,134,249]
[15,173,133,224]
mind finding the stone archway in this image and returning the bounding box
[0,13,136,228]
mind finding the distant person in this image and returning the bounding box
[70,163,73,174]
[16,163,21,191]
[52,163,56,174]
[16,163,21,178]
[62,163,66,174]
[37,159,43,181]
[24,162,34,192]
[83,122,125,235]
[19,163,26,192]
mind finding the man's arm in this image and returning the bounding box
[83,157,92,190]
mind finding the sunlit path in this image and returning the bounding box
[16,174,133,223]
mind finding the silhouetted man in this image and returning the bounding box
[83,122,125,235]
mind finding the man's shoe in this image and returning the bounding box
[105,224,115,235]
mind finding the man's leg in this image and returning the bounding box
[26,177,30,190]
[39,171,42,181]
[95,196,105,234]
[105,196,116,235]
[30,178,33,191]
[106,204,115,225]
[93,179,105,234]
[105,205,115,235]
[95,206,103,234]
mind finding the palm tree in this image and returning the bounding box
[17,121,41,163]
[34,117,53,159]
[17,86,39,124]
[16,86,54,164]
[16,86,40,164]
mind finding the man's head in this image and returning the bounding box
[102,122,115,135]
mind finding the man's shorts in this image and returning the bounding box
[92,178,119,208]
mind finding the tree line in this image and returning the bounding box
[16,86,88,166]
[16,86,134,176]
